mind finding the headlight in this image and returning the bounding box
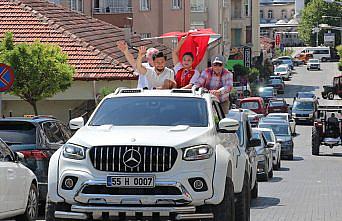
[309,113,313,118]
[292,113,296,117]
[183,145,213,161]
[63,144,87,160]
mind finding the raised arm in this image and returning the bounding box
[136,46,148,75]
[172,37,186,66]
[116,41,137,68]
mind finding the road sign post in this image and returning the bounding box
[243,47,252,68]
[0,64,15,117]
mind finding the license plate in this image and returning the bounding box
[106,176,155,188]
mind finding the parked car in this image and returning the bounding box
[272,56,294,70]
[267,79,285,94]
[259,119,294,160]
[258,128,282,170]
[269,75,284,81]
[321,75,342,100]
[228,109,262,128]
[47,88,255,221]
[259,86,277,103]
[274,64,291,80]
[0,138,38,221]
[295,52,313,64]
[227,109,259,199]
[307,59,321,70]
[292,98,318,124]
[252,128,273,181]
[267,99,289,114]
[0,116,72,206]
[240,97,268,115]
[266,113,296,135]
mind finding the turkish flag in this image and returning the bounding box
[161,29,215,68]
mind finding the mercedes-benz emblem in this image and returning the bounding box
[123,148,141,168]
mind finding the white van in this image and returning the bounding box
[300,47,331,62]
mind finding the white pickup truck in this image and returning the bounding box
[46,88,255,221]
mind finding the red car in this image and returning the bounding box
[267,99,289,113]
[239,97,267,115]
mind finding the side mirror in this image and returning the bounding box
[15,152,25,162]
[266,142,274,148]
[248,138,261,148]
[69,117,84,130]
[218,118,240,133]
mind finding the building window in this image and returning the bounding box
[69,0,83,12]
[223,0,229,7]
[232,28,242,46]
[172,0,182,9]
[260,10,264,19]
[190,21,206,29]
[232,0,242,19]
[267,10,273,19]
[191,0,205,12]
[49,0,61,4]
[244,0,250,16]
[246,26,252,43]
[140,0,151,11]
[281,9,287,19]
[93,0,132,13]
[141,33,151,39]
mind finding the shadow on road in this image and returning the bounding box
[318,153,342,158]
[268,176,283,183]
[280,84,320,99]
[251,197,281,209]
[277,167,290,171]
[292,156,304,161]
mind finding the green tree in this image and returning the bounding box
[298,0,342,46]
[0,33,74,115]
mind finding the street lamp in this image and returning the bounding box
[321,15,342,45]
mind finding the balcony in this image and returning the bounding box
[93,6,132,14]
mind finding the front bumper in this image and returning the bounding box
[55,205,213,220]
[280,145,293,157]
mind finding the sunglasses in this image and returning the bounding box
[213,63,223,67]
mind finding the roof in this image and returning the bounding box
[240,97,264,101]
[0,0,172,81]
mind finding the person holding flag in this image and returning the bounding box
[172,36,200,89]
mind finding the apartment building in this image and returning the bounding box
[49,0,133,27]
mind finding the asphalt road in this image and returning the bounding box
[251,62,342,221]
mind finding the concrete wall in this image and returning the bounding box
[251,0,261,56]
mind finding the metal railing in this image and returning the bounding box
[93,7,132,14]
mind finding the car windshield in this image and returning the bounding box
[260,88,273,97]
[241,101,260,110]
[293,101,314,111]
[89,96,209,127]
[252,131,261,140]
[297,93,314,99]
[262,130,275,142]
[259,123,290,136]
[281,60,292,64]
[275,67,287,72]
[267,115,287,121]
[0,121,37,146]
[269,101,285,107]
[309,59,319,63]
[270,79,282,84]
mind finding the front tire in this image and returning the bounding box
[327,92,334,100]
[251,180,258,199]
[312,127,320,155]
[268,166,274,178]
[207,177,235,221]
[15,183,38,221]
[235,173,251,221]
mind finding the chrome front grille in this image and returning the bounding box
[89,146,178,173]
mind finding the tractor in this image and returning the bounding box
[321,75,342,100]
[312,106,342,155]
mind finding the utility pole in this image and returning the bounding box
[312,27,320,46]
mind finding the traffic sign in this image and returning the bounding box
[243,47,252,68]
[275,34,281,47]
[0,63,15,92]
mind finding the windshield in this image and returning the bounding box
[269,101,285,107]
[297,93,314,99]
[259,123,290,136]
[89,96,209,127]
[241,101,260,110]
[262,130,275,142]
[309,59,319,63]
[0,121,37,146]
[267,115,287,121]
[293,101,314,111]
[275,67,286,72]
[260,89,273,97]
[281,60,292,64]
[252,131,261,140]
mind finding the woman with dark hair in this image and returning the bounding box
[172,37,200,89]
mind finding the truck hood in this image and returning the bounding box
[68,125,214,148]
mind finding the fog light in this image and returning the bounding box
[193,180,204,190]
[62,176,78,190]
[189,178,208,192]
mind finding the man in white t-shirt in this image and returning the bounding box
[116,41,158,89]
[136,46,176,89]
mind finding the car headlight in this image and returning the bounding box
[309,113,313,118]
[183,145,213,161]
[292,113,296,117]
[63,144,87,160]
